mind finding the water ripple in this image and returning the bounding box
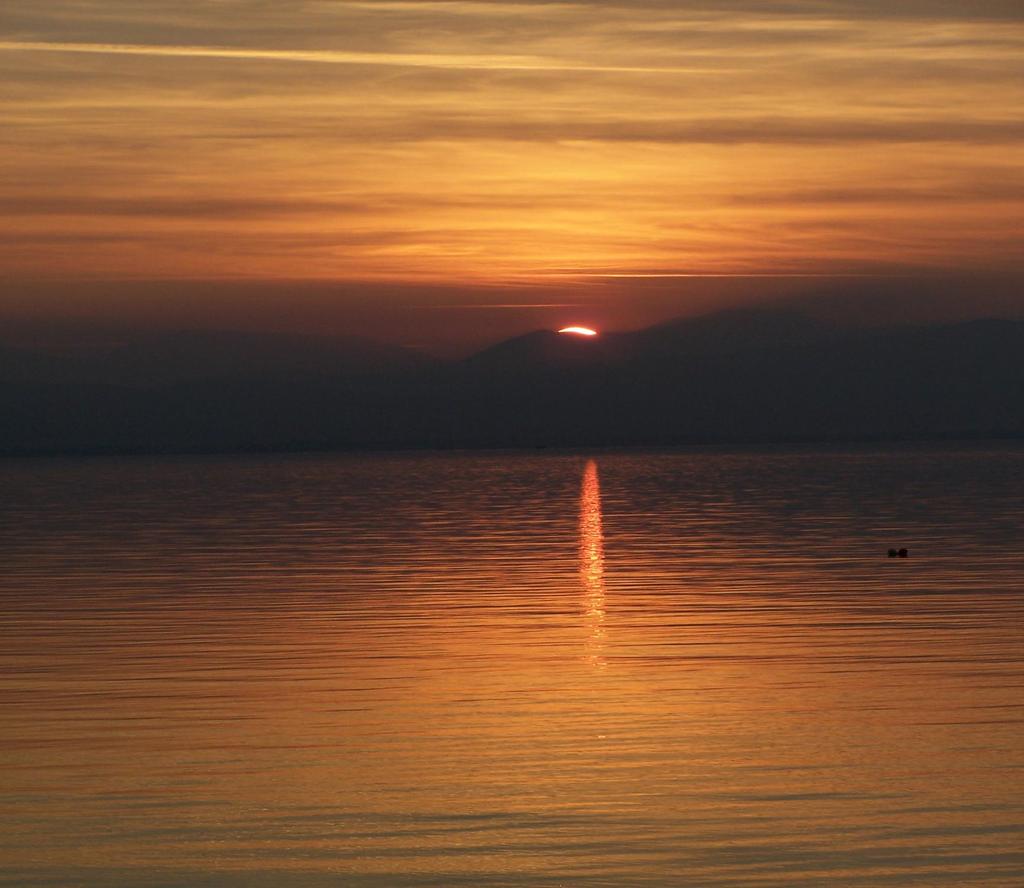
[2,446,1023,886]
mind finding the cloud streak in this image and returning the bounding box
[0,40,717,75]
[0,0,1021,318]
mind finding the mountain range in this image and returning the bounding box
[3,308,1024,455]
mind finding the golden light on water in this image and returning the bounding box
[559,327,598,337]
[579,459,606,667]
[4,453,1024,885]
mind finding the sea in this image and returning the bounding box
[2,445,1023,886]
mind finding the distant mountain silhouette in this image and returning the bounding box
[0,329,433,388]
[636,307,833,356]
[3,311,1024,455]
[458,329,633,376]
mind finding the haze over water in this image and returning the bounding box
[2,446,1024,886]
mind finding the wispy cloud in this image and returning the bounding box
[434,302,586,308]
[0,0,1021,295]
[0,40,717,74]
[0,196,368,218]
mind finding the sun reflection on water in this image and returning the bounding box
[579,459,606,667]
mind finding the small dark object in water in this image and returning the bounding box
[887,548,898,558]
[898,548,909,558]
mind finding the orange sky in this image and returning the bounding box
[1,1,1022,347]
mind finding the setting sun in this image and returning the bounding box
[558,326,598,337]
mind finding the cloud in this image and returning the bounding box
[0,196,369,219]
[0,0,1021,303]
[0,232,153,245]
[731,182,1024,205]
[0,40,715,75]
[0,192,609,221]
[371,116,1024,145]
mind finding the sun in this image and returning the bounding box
[558,326,598,337]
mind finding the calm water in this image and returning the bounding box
[1,447,1023,886]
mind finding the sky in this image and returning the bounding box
[2,0,1022,352]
